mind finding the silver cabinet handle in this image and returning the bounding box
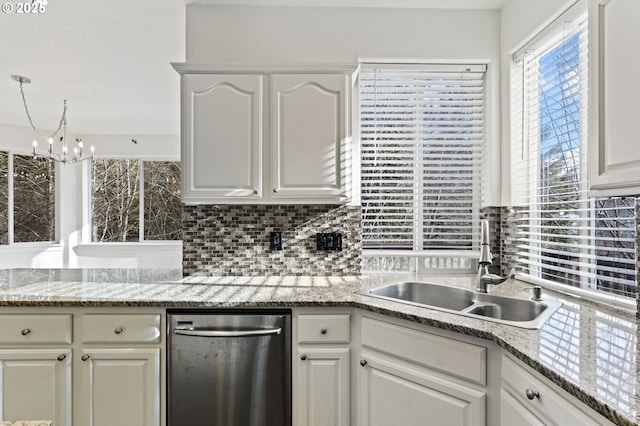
[175,327,282,338]
[253,189,258,195]
[320,328,327,335]
[21,328,31,336]
[300,354,307,361]
[273,188,278,193]
[525,389,540,400]
[57,354,66,361]
[360,360,367,367]
[114,327,124,335]
[81,354,90,361]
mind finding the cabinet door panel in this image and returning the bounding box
[77,348,159,426]
[359,352,485,426]
[500,389,546,426]
[271,74,349,201]
[183,74,263,202]
[296,348,350,426]
[588,0,640,196]
[0,349,71,426]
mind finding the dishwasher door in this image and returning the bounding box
[167,310,291,426]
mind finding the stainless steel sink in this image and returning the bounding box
[362,281,476,311]
[360,281,562,329]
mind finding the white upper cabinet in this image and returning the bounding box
[271,74,349,200]
[173,64,356,204]
[181,74,264,203]
[588,0,640,196]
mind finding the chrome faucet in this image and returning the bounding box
[476,219,516,293]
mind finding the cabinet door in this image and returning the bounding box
[500,389,546,426]
[76,348,160,426]
[0,349,71,426]
[358,352,485,426]
[182,74,263,203]
[295,347,350,426]
[588,0,640,196]
[270,74,350,202]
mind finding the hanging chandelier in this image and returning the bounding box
[11,75,95,164]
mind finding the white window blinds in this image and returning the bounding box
[512,10,637,298]
[360,64,486,251]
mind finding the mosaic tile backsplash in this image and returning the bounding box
[182,204,362,276]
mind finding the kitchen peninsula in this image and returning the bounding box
[0,269,636,426]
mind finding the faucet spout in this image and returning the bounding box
[478,219,492,265]
[476,219,516,293]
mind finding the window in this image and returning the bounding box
[512,7,637,298]
[0,151,56,244]
[360,64,486,270]
[91,159,181,242]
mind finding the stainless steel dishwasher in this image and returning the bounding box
[167,309,292,426]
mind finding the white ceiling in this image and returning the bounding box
[0,0,504,137]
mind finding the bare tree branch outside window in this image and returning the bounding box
[92,159,141,242]
[144,161,182,240]
[13,155,55,242]
[92,159,181,242]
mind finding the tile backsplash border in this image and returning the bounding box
[182,204,362,276]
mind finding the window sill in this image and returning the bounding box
[77,241,182,249]
[516,274,636,313]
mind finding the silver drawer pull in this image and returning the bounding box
[525,389,540,400]
[21,328,31,336]
[175,327,282,338]
[81,354,90,361]
[57,354,66,361]
[114,327,124,335]
[300,354,307,361]
[320,328,327,335]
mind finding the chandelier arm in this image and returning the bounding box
[18,81,66,141]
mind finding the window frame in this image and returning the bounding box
[0,149,60,246]
[359,63,487,273]
[87,157,181,244]
[510,4,637,306]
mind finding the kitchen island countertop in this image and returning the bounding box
[0,268,637,426]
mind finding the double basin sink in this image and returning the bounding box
[360,281,562,329]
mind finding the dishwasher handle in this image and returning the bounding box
[174,327,282,338]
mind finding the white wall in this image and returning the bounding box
[499,0,578,204]
[186,5,502,206]
[0,122,182,269]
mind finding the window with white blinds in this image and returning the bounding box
[360,64,486,253]
[512,9,637,298]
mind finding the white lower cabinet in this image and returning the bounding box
[356,314,488,426]
[0,309,163,426]
[0,349,72,425]
[76,348,160,426]
[358,351,485,426]
[294,310,351,426]
[500,354,615,426]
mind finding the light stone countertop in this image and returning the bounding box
[0,268,637,426]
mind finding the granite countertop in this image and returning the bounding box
[0,268,636,426]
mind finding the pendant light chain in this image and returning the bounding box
[17,79,67,142]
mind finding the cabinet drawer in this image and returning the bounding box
[361,316,486,385]
[81,314,161,344]
[502,354,610,425]
[297,314,350,343]
[0,314,72,344]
